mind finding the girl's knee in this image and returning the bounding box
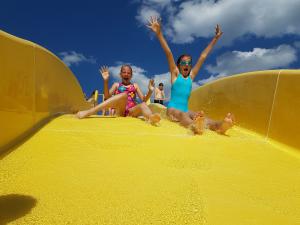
[178,111,186,118]
[167,108,175,116]
[140,102,148,109]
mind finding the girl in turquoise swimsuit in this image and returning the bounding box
[77,64,161,124]
[148,16,234,134]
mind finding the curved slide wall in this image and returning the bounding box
[189,70,300,150]
[0,30,90,152]
[1,30,299,153]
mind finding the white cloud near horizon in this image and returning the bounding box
[59,51,96,67]
[136,0,300,45]
[136,6,160,25]
[205,44,297,77]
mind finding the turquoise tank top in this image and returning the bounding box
[167,73,192,112]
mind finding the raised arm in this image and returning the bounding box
[154,87,159,99]
[190,24,223,80]
[147,16,178,80]
[135,79,155,102]
[99,66,117,99]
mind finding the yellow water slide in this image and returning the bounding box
[1,30,300,225]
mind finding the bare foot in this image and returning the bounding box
[149,113,161,125]
[191,111,205,135]
[169,115,179,122]
[216,113,235,134]
[76,110,89,119]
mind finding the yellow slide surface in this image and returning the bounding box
[1,30,300,224]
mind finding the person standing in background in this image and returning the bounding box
[154,83,165,105]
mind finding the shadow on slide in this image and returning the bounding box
[0,194,37,225]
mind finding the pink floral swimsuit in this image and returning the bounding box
[114,82,137,116]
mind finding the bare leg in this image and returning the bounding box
[206,113,235,134]
[167,108,192,127]
[167,108,205,134]
[128,102,161,124]
[76,93,127,119]
[187,111,205,120]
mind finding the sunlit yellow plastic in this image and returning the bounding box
[0,30,90,152]
[189,70,300,149]
[267,70,300,149]
[94,90,99,104]
[1,31,300,225]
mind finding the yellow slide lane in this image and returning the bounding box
[1,30,300,224]
[1,115,300,225]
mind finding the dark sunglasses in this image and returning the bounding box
[179,60,192,66]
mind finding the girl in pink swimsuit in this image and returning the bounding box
[114,82,137,116]
[77,64,161,124]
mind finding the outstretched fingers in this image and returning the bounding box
[149,79,154,86]
[99,65,110,80]
[100,66,104,73]
[215,24,223,38]
[148,79,155,91]
[146,15,161,29]
[100,65,108,73]
[147,16,154,25]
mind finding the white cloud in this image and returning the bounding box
[206,44,297,76]
[136,6,160,25]
[136,0,300,45]
[59,51,96,67]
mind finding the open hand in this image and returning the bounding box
[148,79,155,91]
[215,24,223,39]
[147,16,161,35]
[99,66,109,81]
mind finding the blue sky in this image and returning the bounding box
[1,0,299,100]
